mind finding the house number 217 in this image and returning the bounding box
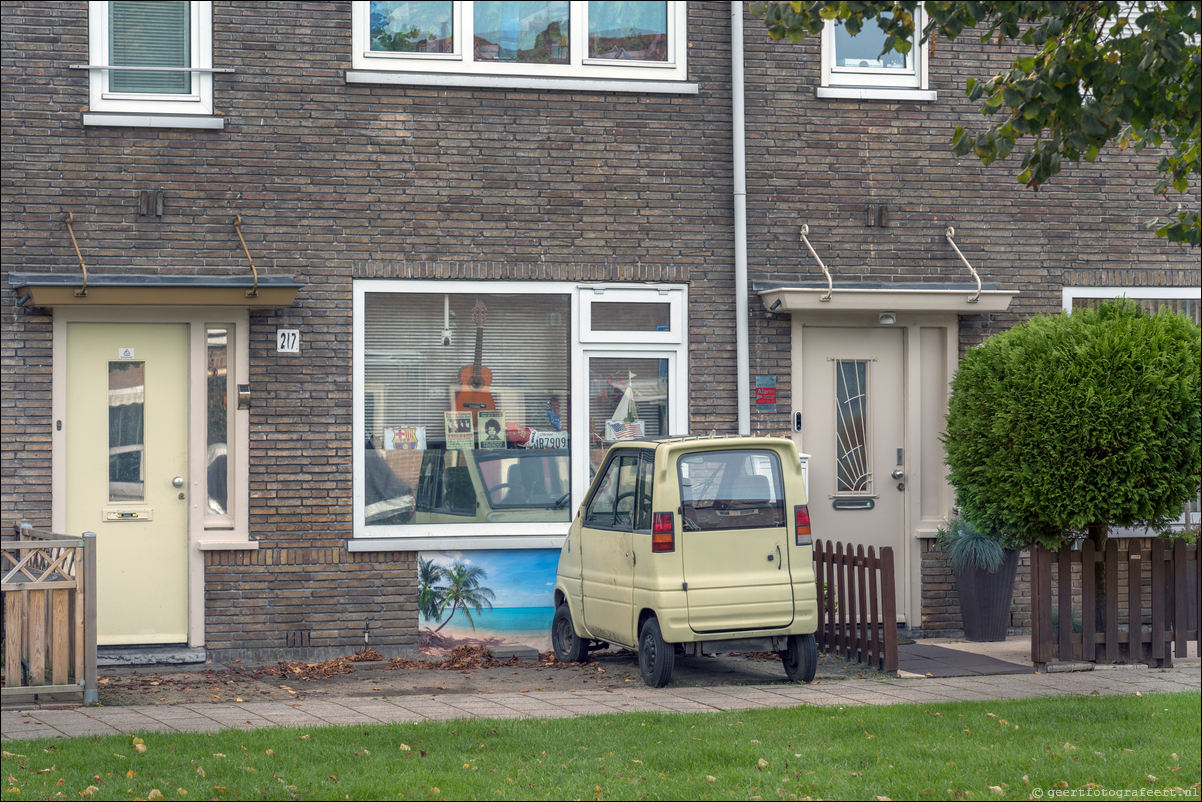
[276,329,300,353]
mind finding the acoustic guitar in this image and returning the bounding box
[454,299,495,423]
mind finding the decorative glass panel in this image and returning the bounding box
[206,327,229,516]
[588,357,667,473]
[588,1,667,61]
[832,16,908,71]
[590,302,670,332]
[109,1,191,94]
[834,360,871,494]
[108,361,145,502]
[474,1,570,64]
[369,1,453,53]
[363,293,571,526]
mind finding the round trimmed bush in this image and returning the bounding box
[944,299,1201,549]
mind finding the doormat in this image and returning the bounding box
[897,643,1032,677]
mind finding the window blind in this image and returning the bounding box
[109,1,191,94]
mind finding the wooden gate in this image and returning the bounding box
[1031,538,1199,670]
[813,539,898,672]
[2,523,98,703]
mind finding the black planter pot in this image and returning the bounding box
[954,549,1020,642]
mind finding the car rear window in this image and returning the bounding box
[678,449,786,531]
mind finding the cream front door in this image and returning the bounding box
[800,327,905,559]
[66,323,189,645]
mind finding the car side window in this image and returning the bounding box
[585,451,639,529]
[678,450,786,531]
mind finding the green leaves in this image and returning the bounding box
[748,0,1201,246]
[943,300,1202,548]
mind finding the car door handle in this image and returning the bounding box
[776,545,782,569]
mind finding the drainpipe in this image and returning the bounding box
[732,1,750,435]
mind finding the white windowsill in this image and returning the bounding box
[198,540,259,551]
[817,86,937,101]
[348,535,566,552]
[347,70,699,95]
[83,112,225,129]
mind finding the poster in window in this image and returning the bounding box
[444,411,474,450]
[477,411,507,449]
[385,426,426,451]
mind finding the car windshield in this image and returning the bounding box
[475,448,571,509]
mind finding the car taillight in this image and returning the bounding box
[795,505,812,546]
[652,512,675,552]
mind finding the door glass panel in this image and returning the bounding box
[206,327,229,516]
[835,360,871,494]
[108,361,145,502]
[584,452,637,528]
[590,302,670,332]
[588,357,667,473]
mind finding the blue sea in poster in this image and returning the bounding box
[423,606,554,635]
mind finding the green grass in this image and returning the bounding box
[2,693,1198,800]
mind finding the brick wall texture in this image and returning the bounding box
[3,2,1198,653]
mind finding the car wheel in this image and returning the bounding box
[551,604,587,664]
[638,618,675,688]
[782,633,818,683]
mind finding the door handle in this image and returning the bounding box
[776,544,782,569]
[890,469,904,480]
[172,476,185,488]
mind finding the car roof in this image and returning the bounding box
[609,434,797,449]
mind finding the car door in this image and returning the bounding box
[679,449,794,633]
[579,450,639,646]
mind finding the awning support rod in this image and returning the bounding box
[945,226,981,303]
[64,213,87,297]
[233,215,259,298]
[800,225,833,302]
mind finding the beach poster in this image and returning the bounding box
[417,548,557,655]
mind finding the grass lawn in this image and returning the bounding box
[1,692,1197,800]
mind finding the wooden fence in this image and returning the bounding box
[1031,538,1199,670]
[2,522,98,703]
[813,539,898,672]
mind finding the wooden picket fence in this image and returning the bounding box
[1031,538,1199,670]
[1,522,98,703]
[813,539,898,672]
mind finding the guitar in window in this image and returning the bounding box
[454,299,496,424]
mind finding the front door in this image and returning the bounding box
[800,327,905,560]
[66,323,189,645]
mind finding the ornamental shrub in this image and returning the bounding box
[944,299,1201,550]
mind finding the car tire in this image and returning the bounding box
[551,604,588,664]
[782,633,818,683]
[638,618,675,688]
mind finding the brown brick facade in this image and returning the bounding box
[3,2,1197,652]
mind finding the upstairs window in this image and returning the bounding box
[87,0,214,116]
[818,5,933,99]
[351,0,688,84]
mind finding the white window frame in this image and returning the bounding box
[350,279,688,551]
[349,0,689,87]
[87,0,214,116]
[817,4,935,101]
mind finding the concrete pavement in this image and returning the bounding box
[4,665,1198,742]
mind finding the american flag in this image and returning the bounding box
[610,422,640,440]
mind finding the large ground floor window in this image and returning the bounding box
[352,280,688,548]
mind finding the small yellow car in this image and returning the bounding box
[552,435,819,687]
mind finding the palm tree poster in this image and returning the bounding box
[418,549,558,655]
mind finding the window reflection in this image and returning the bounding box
[108,361,145,502]
[206,328,229,516]
[588,0,667,61]
[474,1,569,64]
[369,1,454,53]
[832,16,908,70]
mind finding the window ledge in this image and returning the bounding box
[348,535,566,552]
[198,540,259,551]
[83,112,225,130]
[816,86,937,102]
[347,70,698,95]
